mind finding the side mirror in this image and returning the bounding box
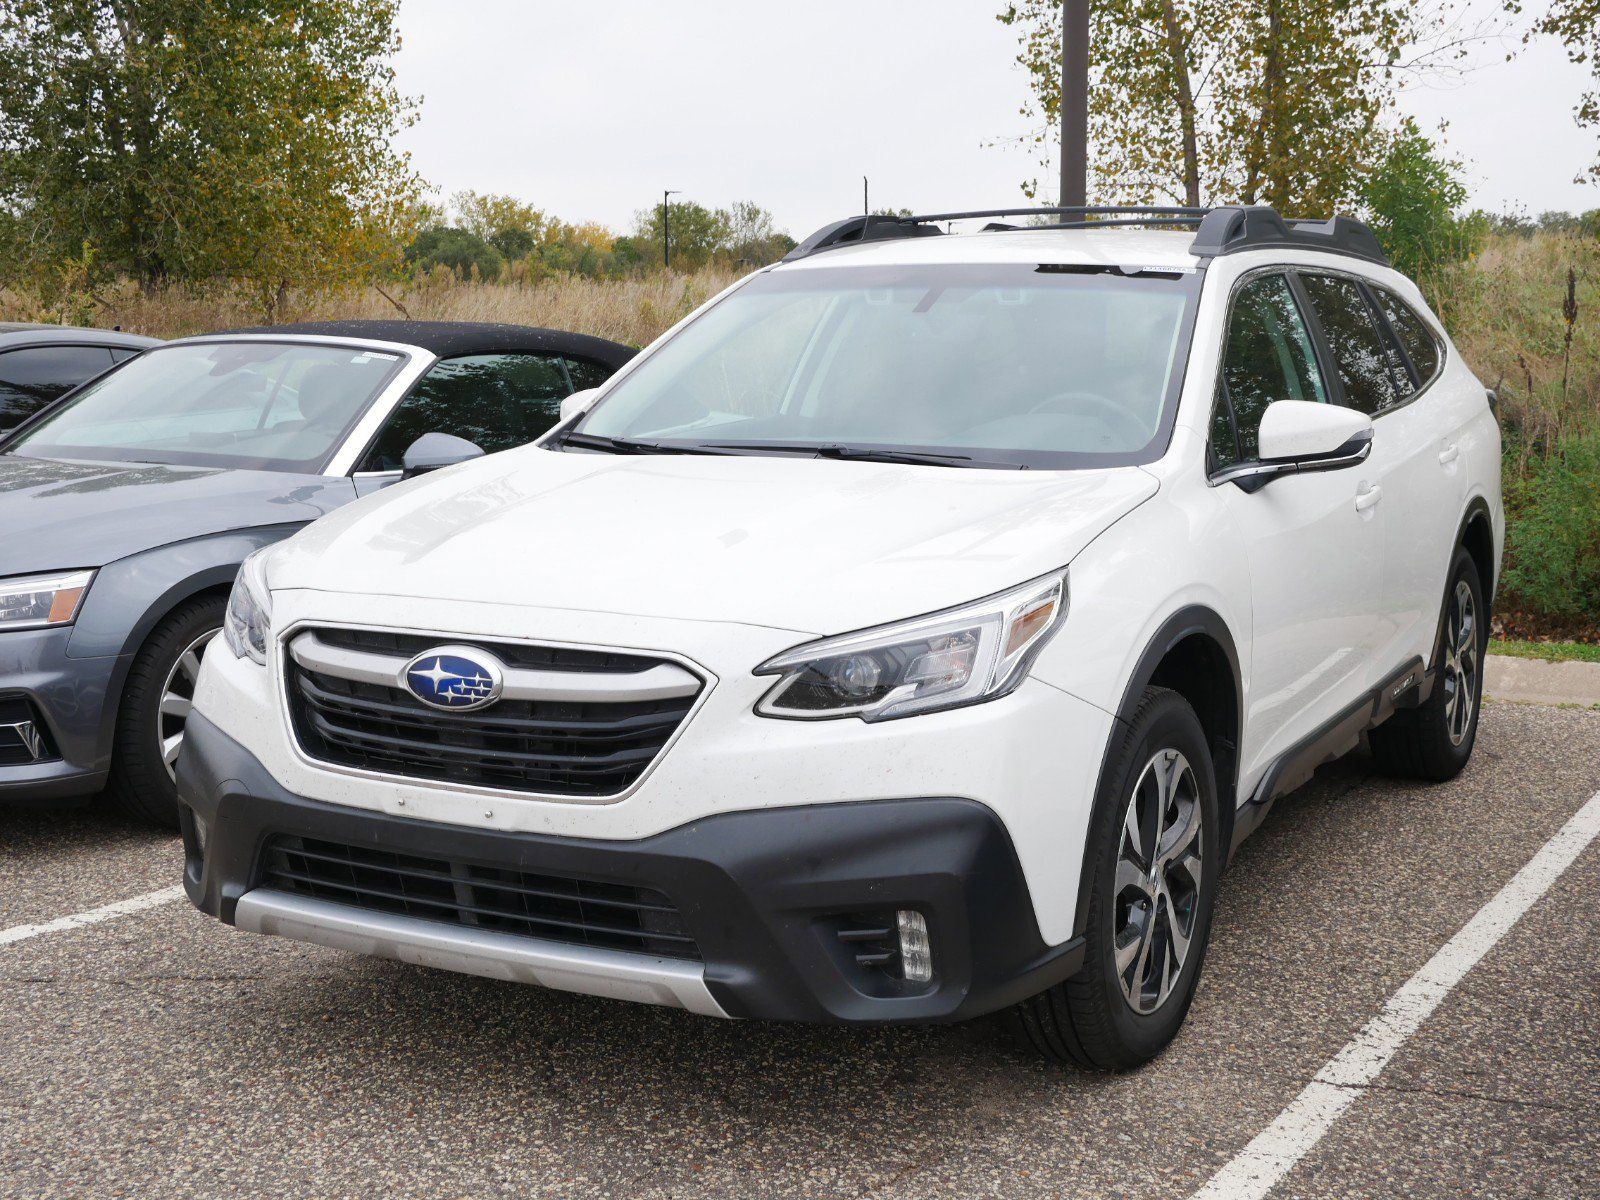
[1218,401,1373,491]
[559,388,600,424]
[401,432,485,479]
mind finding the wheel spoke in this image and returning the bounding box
[1159,795,1201,864]
[1121,797,1144,861]
[162,732,184,766]
[160,693,192,719]
[177,650,203,684]
[1162,888,1193,964]
[1116,856,1153,900]
[1115,914,1147,976]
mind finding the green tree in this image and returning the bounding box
[1360,120,1479,279]
[452,190,553,261]
[998,0,1441,211]
[404,227,504,280]
[0,0,421,298]
[633,200,731,269]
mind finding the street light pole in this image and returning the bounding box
[1060,0,1089,208]
[662,189,680,269]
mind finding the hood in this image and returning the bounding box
[0,455,354,575]
[271,446,1157,635]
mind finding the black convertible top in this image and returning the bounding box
[210,320,637,368]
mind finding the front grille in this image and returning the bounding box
[261,835,700,960]
[285,628,701,797]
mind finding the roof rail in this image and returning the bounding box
[783,204,1389,267]
[1189,206,1388,266]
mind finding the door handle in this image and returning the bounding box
[1439,443,1460,466]
[1355,483,1383,512]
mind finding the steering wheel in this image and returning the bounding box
[1028,390,1148,445]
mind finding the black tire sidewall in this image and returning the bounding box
[109,596,227,827]
[1084,690,1222,1062]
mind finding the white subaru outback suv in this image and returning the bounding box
[179,205,1501,1070]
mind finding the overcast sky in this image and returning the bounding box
[393,0,1600,239]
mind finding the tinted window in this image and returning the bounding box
[9,341,399,471]
[564,356,615,393]
[1372,287,1441,385]
[360,353,588,472]
[1299,274,1410,415]
[1212,274,1329,467]
[0,345,115,429]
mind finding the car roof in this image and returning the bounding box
[203,320,636,368]
[0,324,161,349]
[772,226,1206,272]
[771,223,1401,283]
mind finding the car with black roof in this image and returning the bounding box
[0,319,634,825]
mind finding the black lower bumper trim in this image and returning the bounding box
[178,713,1082,1024]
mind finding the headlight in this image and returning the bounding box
[222,548,273,665]
[0,569,95,631]
[755,570,1068,721]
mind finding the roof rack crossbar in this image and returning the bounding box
[784,204,1389,267]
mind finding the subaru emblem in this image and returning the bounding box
[401,646,505,712]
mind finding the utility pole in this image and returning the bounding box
[863,176,869,216]
[662,189,679,268]
[1060,0,1089,207]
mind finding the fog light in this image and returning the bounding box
[896,910,932,983]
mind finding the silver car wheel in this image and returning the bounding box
[1441,580,1479,747]
[1113,748,1203,1015]
[158,626,219,781]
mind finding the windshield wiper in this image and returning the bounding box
[696,441,1026,469]
[554,430,734,456]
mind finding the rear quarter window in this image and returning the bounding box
[1372,287,1443,387]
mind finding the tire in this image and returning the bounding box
[105,595,227,828]
[1008,686,1221,1071]
[1369,547,1487,782]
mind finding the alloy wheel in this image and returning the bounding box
[158,626,219,781]
[1113,748,1204,1015]
[1441,580,1479,747]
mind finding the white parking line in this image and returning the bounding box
[0,885,186,947]
[1189,787,1600,1200]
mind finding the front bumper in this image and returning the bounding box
[178,713,1083,1024]
[0,626,122,802]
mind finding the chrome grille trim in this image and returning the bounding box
[288,631,702,703]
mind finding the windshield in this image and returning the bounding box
[4,340,403,472]
[575,263,1201,469]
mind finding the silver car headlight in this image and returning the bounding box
[0,569,95,631]
[755,570,1068,722]
[222,549,273,665]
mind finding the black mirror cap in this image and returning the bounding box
[401,432,485,479]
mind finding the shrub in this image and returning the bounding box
[404,227,504,280]
[1500,429,1600,622]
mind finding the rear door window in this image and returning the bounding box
[360,353,595,472]
[1297,274,1412,415]
[0,344,116,429]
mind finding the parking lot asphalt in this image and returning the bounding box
[2,700,1597,1200]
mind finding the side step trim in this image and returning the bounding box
[1230,656,1429,854]
[233,889,730,1018]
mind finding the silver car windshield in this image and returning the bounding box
[5,340,403,472]
[575,263,1202,469]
